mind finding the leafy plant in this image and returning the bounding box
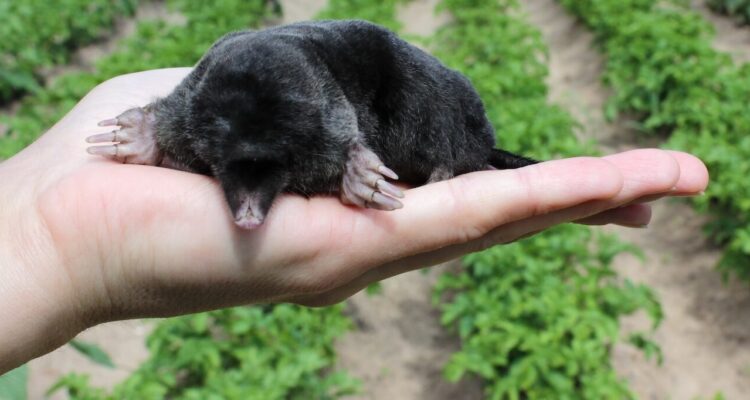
[559,0,750,280]
[0,0,139,103]
[0,365,27,400]
[49,306,359,399]
[435,227,661,399]
[69,340,115,369]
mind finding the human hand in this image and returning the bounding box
[0,68,708,373]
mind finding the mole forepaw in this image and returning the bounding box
[340,143,404,211]
[86,106,162,165]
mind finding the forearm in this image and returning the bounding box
[0,161,84,374]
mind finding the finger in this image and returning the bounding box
[576,203,652,227]
[665,150,709,196]
[601,149,680,199]
[289,200,645,307]
[290,150,702,306]
[279,156,625,302]
[289,202,654,306]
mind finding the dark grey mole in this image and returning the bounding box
[87,20,536,229]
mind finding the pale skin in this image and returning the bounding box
[0,68,709,374]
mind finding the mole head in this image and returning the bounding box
[191,73,301,229]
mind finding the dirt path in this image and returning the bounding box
[522,1,750,399]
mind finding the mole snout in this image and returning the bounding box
[86,20,536,229]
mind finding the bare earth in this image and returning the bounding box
[25,1,750,399]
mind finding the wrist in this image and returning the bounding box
[0,159,89,373]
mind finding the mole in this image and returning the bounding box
[86,20,537,229]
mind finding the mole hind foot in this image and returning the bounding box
[340,143,404,211]
[86,106,162,165]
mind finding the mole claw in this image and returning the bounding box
[372,192,403,210]
[97,118,119,127]
[86,145,117,157]
[377,165,398,180]
[86,132,117,143]
[377,179,404,198]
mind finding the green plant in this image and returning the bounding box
[0,365,27,400]
[435,227,661,399]
[431,0,662,398]
[49,306,358,399]
[0,0,139,102]
[708,0,750,24]
[559,0,750,280]
[317,0,405,31]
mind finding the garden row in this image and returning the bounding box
[0,0,138,103]
[430,0,662,398]
[559,0,750,280]
[1,1,363,399]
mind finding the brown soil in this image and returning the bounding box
[523,1,750,399]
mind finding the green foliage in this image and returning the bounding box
[69,339,115,368]
[0,0,274,159]
[435,227,661,399]
[0,0,138,102]
[317,0,405,31]
[50,306,358,399]
[432,0,661,398]
[558,0,750,280]
[0,365,27,400]
[708,0,750,24]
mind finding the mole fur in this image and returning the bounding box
[88,20,537,228]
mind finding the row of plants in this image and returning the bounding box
[0,0,138,103]
[51,306,357,399]
[431,0,663,398]
[558,0,750,280]
[1,1,369,399]
[708,0,750,24]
